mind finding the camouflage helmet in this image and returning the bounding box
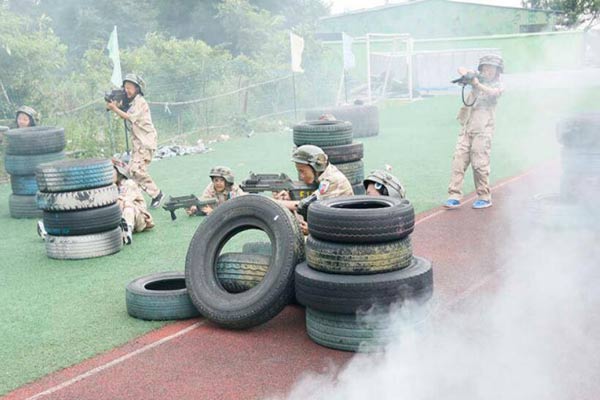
[363,170,406,199]
[209,166,235,184]
[291,145,328,173]
[15,105,39,126]
[123,73,145,95]
[111,158,130,179]
[478,54,504,73]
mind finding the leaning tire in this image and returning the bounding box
[45,227,123,260]
[308,195,415,244]
[185,195,305,329]
[306,235,412,275]
[43,203,122,236]
[306,105,379,138]
[5,127,66,155]
[333,160,364,185]
[321,142,363,164]
[241,241,273,256]
[216,252,271,293]
[36,158,114,192]
[10,175,38,195]
[9,194,42,219]
[126,272,201,321]
[295,257,433,314]
[293,120,353,147]
[4,151,65,176]
[36,184,118,211]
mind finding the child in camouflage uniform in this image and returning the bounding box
[15,106,38,128]
[444,54,504,210]
[186,166,245,216]
[113,159,154,245]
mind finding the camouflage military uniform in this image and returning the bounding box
[127,94,161,198]
[117,179,155,232]
[448,79,503,202]
[201,182,245,205]
[314,163,353,199]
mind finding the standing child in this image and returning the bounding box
[444,54,504,209]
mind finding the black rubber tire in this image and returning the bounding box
[528,193,595,230]
[216,252,271,293]
[305,308,418,352]
[352,183,365,195]
[295,257,433,314]
[241,241,273,256]
[306,235,412,275]
[45,227,123,260]
[305,105,379,138]
[126,271,201,321]
[333,160,364,185]
[36,158,114,192]
[5,127,66,155]
[36,184,118,211]
[561,148,600,176]
[9,194,42,219]
[308,195,415,244]
[10,175,38,195]
[4,151,65,176]
[185,195,305,329]
[556,113,600,150]
[43,203,122,236]
[293,120,353,147]
[321,142,363,164]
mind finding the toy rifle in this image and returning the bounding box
[239,172,317,201]
[162,194,218,220]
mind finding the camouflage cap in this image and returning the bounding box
[291,145,328,173]
[478,54,504,73]
[209,166,234,184]
[112,158,130,179]
[363,169,406,200]
[16,105,39,125]
[123,73,145,95]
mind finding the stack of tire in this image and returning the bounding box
[295,195,434,352]
[531,114,600,229]
[305,104,379,138]
[3,127,65,219]
[35,158,123,260]
[293,120,366,195]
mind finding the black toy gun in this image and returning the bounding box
[451,72,484,86]
[296,192,318,220]
[104,88,130,111]
[162,195,218,220]
[239,172,317,201]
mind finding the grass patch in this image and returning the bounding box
[1,87,599,394]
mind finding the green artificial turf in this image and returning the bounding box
[1,87,599,394]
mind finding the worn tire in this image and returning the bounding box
[36,158,114,192]
[306,235,412,275]
[295,257,433,314]
[5,127,66,155]
[308,195,415,244]
[529,193,595,230]
[185,195,305,329]
[293,120,353,147]
[9,194,42,219]
[561,148,600,176]
[36,184,118,211]
[126,272,201,321]
[306,105,379,138]
[43,203,121,236]
[333,160,364,185]
[45,227,123,260]
[241,241,273,256]
[306,307,428,352]
[556,113,600,150]
[4,151,65,176]
[352,183,365,195]
[10,175,38,195]
[216,252,271,293]
[321,142,363,164]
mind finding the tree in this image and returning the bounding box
[522,0,600,29]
